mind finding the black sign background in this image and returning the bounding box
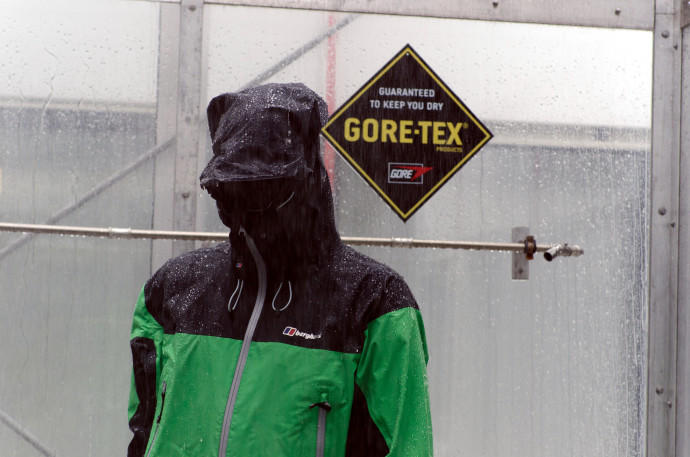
[322,44,493,221]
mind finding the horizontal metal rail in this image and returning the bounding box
[127,0,653,30]
[0,222,583,258]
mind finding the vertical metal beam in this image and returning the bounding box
[511,226,529,280]
[172,0,204,256]
[647,0,681,456]
[676,8,690,457]
[152,3,181,271]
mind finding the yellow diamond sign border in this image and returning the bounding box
[321,44,493,221]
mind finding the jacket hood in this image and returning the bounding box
[200,83,339,275]
[200,83,329,187]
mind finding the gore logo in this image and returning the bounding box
[388,163,432,185]
[282,326,321,340]
[390,169,414,179]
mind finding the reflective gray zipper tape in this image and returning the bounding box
[145,381,167,457]
[316,408,328,457]
[312,402,331,457]
[218,231,267,457]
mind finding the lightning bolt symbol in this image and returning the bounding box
[398,165,433,181]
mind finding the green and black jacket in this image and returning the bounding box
[127,83,433,457]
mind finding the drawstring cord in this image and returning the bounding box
[272,280,293,312]
[227,278,244,312]
[227,278,292,312]
[275,192,295,210]
[227,194,296,314]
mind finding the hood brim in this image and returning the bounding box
[199,152,305,190]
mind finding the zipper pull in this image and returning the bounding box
[310,392,331,411]
[309,401,331,411]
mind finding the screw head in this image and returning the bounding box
[615,8,621,15]
[661,30,670,38]
[658,207,667,215]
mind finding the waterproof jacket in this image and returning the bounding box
[127,83,433,457]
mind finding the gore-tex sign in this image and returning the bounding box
[321,44,492,221]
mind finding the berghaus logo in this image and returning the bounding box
[283,326,321,340]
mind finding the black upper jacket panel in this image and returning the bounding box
[143,240,418,353]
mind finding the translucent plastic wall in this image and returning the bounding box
[0,2,651,456]
[202,7,652,456]
[0,1,159,455]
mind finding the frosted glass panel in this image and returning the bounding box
[204,7,650,456]
[0,1,159,455]
[0,3,651,456]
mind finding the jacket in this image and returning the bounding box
[127,83,433,457]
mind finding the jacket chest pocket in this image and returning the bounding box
[309,396,332,457]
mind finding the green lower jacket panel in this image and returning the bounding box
[356,307,433,457]
[145,333,360,457]
[136,307,431,457]
[148,333,241,456]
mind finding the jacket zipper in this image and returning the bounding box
[218,229,267,457]
[145,381,167,457]
[311,401,331,457]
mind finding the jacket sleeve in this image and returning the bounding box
[355,276,433,457]
[127,284,164,457]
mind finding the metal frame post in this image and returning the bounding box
[675,1,690,455]
[648,0,682,456]
[152,3,181,270]
[172,0,204,256]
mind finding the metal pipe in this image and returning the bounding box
[0,408,55,457]
[0,222,584,256]
[543,243,582,261]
